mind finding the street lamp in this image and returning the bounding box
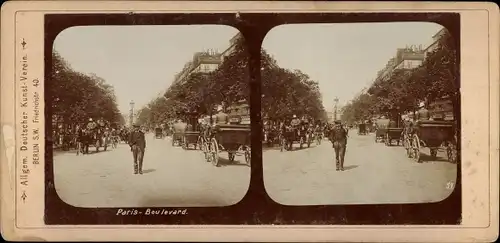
[333,97,339,121]
[129,100,135,126]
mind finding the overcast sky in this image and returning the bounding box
[54,22,442,115]
[54,25,238,114]
[263,22,442,111]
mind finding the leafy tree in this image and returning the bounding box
[139,35,327,127]
[343,28,458,123]
[51,50,122,130]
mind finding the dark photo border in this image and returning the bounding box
[44,12,461,225]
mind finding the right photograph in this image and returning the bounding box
[261,22,459,205]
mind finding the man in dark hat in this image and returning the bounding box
[128,123,146,174]
[328,120,349,171]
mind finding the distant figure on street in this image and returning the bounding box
[214,105,229,125]
[328,120,349,171]
[128,124,146,175]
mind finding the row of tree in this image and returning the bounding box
[341,28,458,124]
[136,36,327,127]
[50,51,124,131]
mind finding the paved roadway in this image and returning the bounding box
[53,131,457,207]
[53,133,251,208]
[263,130,457,205]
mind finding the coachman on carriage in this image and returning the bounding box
[202,106,251,167]
[181,111,201,150]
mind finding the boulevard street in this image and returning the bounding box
[54,131,457,207]
[53,133,250,208]
[263,131,457,205]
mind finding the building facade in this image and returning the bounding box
[170,32,243,88]
[166,33,252,122]
[423,27,447,59]
[393,46,425,71]
[171,50,223,87]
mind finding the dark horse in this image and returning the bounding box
[76,129,91,155]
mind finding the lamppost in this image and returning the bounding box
[129,100,135,127]
[333,97,339,121]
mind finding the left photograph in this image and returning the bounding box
[50,25,251,208]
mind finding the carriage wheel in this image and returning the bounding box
[244,147,251,166]
[182,137,187,150]
[281,137,288,152]
[197,136,203,151]
[447,142,458,164]
[404,135,411,156]
[412,135,421,163]
[210,138,219,167]
[403,135,409,156]
[76,142,81,155]
[203,141,210,162]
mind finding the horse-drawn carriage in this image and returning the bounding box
[263,125,280,147]
[358,123,367,135]
[385,127,403,146]
[280,124,312,151]
[155,127,163,139]
[182,131,200,150]
[77,128,109,155]
[374,119,390,143]
[405,120,458,163]
[205,124,251,167]
[314,129,324,145]
[171,131,184,146]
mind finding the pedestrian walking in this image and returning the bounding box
[128,123,146,174]
[328,120,349,171]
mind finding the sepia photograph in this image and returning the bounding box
[2,0,498,239]
[50,25,251,208]
[261,22,459,205]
